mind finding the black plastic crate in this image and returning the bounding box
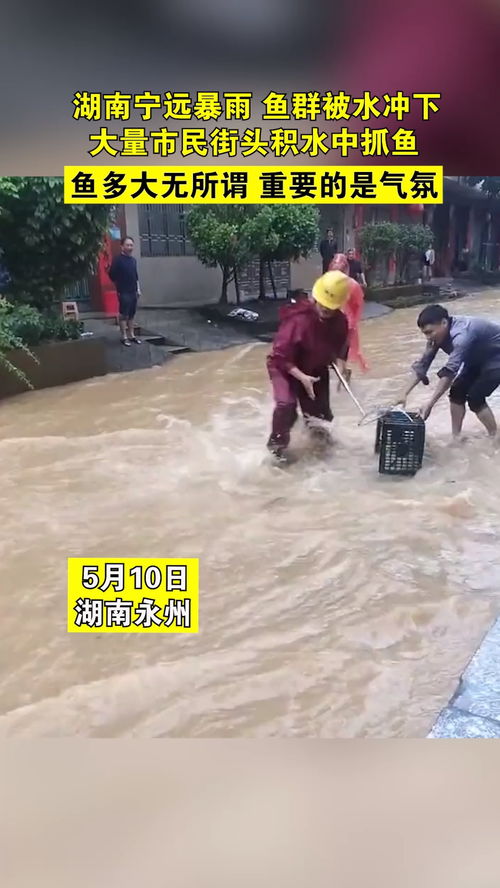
[375,411,425,476]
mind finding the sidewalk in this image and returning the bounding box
[82,317,190,374]
[429,619,500,738]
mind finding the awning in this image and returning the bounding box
[443,178,497,207]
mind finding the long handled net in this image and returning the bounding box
[330,364,416,426]
[356,405,415,426]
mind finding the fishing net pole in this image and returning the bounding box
[330,364,417,426]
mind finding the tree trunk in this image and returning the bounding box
[394,252,401,284]
[268,260,277,299]
[383,254,390,287]
[258,259,266,300]
[234,267,241,304]
[219,265,230,304]
[398,250,410,284]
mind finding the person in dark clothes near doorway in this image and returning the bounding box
[319,228,338,274]
[346,248,367,287]
[108,236,142,347]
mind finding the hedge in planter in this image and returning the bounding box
[0,302,82,347]
[0,298,38,387]
[0,299,82,387]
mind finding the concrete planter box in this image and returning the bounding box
[0,338,107,400]
[366,283,425,304]
[367,283,468,310]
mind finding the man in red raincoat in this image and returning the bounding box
[266,270,350,462]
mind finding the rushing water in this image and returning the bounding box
[1,292,500,737]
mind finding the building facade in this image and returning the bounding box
[83,179,500,312]
[425,178,500,277]
[120,203,427,306]
[122,203,322,307]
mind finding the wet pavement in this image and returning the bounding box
[429,618,500,738]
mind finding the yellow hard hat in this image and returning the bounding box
[312,270,349,311]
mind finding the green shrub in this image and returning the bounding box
[41,315,83,342]
[2,303,45,346]
[0,297,38,387]
[358,221,434,285]
[0,299,83,388]
[1,302,83,346]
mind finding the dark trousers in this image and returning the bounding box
[267,368,332,450]
[449,366,500,413]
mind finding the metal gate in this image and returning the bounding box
[237,258,290,300]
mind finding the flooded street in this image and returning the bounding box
[1,292,500,737]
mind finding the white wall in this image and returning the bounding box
[125,206,233,306]
[290,254,322,290]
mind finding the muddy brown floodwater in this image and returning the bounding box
[1,292,500,738]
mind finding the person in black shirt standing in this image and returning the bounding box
[319,228,338,274]
[346,248,367,288]
[108,236,142,347]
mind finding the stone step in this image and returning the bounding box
[142,334,167,346]
[140,332,192,352]
[162,345,192,354]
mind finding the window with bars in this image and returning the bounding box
[138,205,195,257]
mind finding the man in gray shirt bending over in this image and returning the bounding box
[398,304,500,439]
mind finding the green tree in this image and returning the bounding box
[394,224,433,284]
[358,221,400,285]
[260,205,319,299]
[358,221,433,285]
[186,205,255,304]
[241,208,280,300]
[187,204,320,303]
[0,177,109,310]
[235,205,319,299]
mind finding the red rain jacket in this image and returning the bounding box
[267,300,349,377]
